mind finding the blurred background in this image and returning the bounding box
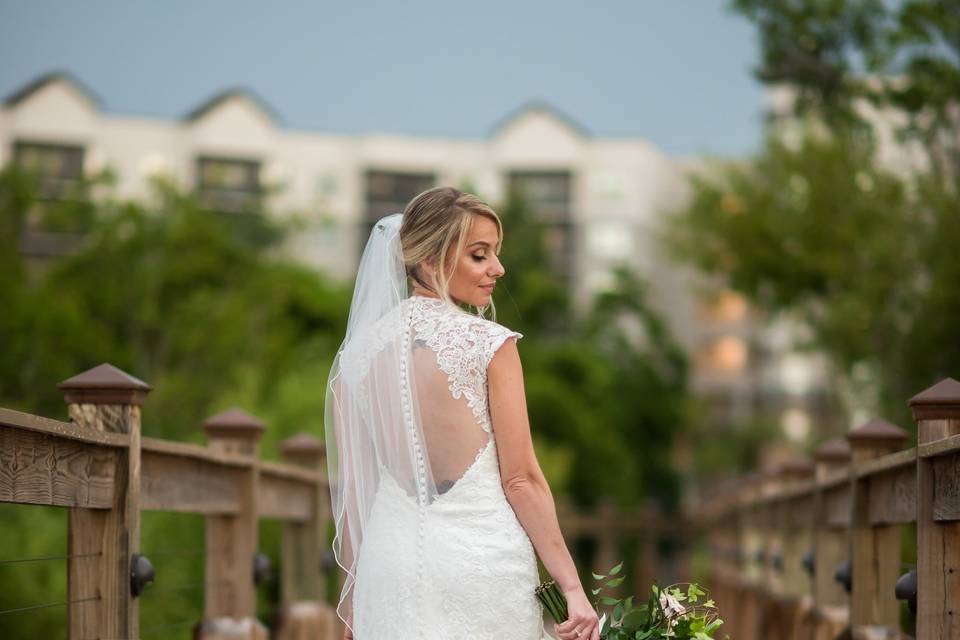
[1,0,957,637]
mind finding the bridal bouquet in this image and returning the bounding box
[535,561,726,640]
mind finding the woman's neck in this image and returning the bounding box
[410,285,440,299]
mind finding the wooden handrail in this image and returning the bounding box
[0,363,336,640]
[686,377,960,640]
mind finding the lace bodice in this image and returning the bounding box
[408,295,523,433]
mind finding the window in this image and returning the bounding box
[587,220,632,261]
[13,140,85,199]
[698,290,748,325]
[196,156,263,212]
[506,170,575,284]
[506,171,572,223]
[696,336,748,374]
[365,169,435,218]
[362,169,435,249]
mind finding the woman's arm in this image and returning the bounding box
[489,338,600,640]
[487,337,580,592]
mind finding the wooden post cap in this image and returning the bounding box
[776,458,814,481]
[280,433,325,467]
[845,417,908,449]
[202,408,265,440]
[280,432,325,455]
[908,377,960,421]
[58,362,152,405]
[812,437,852,463]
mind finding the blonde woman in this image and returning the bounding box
[325,187,599,640]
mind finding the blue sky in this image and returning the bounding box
[0,0,766,156]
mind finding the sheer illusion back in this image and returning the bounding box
[410,296,513,494]
[340,295,547,639]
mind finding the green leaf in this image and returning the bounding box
[591,587,602,595]
[592,572,607,580]
[599,596,620,606]
[605,576,626,588]
[686,583,706,603]
[622,608,649,630]
[609,560,624,576]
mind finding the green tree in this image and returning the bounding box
[664,2,960,430]
[731,0,960,182]
[493,189,690,510]
[0,169,351,637]
[0,170,693,635]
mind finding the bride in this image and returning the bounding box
[324,187,600,640]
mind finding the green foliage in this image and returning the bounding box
[1,167,693,635]
[730,0,960,180]
[688,417,780,478]
[493,189,690,511]
[0,169,352,637]
[666,2,960,427]
[537,562,726,640]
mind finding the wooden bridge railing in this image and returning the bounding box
[690,377,960,640]
[556,497,681,600]
[1,362,338,639]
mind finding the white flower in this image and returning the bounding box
[659,590,686,619]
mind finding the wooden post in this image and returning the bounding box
[810,437,852,640]
[910,378,960,640]
[846,418,908,638]
[59,363,151,640]
[632,500,657,603]
[738,472,766,640]
[594,498,622,597]
[778,459,815,640]
[202,408,264,627]
[277,433,336,640]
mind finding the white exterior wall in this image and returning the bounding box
[4,74,817,430]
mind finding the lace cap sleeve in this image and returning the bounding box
[482,322,524,369]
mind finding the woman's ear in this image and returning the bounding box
[419,258,436,278]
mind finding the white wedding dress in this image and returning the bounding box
[350,295,548,640]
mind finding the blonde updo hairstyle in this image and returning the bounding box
[400,186,503,317]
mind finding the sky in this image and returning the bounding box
[0,0,767,157]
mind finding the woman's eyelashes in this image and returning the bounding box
[471,253,486,262]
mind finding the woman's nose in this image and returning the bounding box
[490,255,505,278]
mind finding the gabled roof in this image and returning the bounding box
[488,99,590,138]
[4,71,102,109]
[184,87,282,125]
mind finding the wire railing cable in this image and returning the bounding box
[0,595,100,617]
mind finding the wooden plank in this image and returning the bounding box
[819,467,849,491]
[0,407,129,447]
[918,431,960,459]
[786,494,814,529]
[854,447,915,478]
[823,484,851,528]
[851,477,901,630]
[258,472,314,522]
[142,436,249,467]
[933,455,960,522]
[141,449,242,514]
[868,465,917,525]
[0,426,116,508]
[258,459,322,484]
[68,402,141,640]
[205,467,258,618]
[916,419,960,638]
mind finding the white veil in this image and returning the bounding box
[323,212,440,632]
